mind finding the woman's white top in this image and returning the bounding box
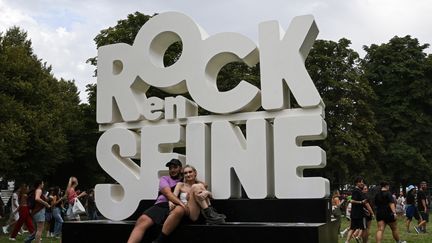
[180,192,188,204]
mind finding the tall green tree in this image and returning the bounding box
[0,27,67,182]
[363,36,432,186]
[305,38,383,186]
[0,27,92,186]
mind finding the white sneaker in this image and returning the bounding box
[2,226,9,234]
[8,238,16,241]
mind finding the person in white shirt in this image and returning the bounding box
[2,187,20,234]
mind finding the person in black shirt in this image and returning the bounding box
[374,181,406,243]
[345,177,366,243]
[361,185,374,243]
[416,181,429,233]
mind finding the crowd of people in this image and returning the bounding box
[332,177,430,243]
[4,164,429,243]
[1,176,98,242]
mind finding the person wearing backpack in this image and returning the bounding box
[9,184,35,241]
[24,180,51,243]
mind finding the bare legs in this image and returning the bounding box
[160,206,185,235]
[127,214,154,243]
[35,222,44,243]
[376,220,400,243]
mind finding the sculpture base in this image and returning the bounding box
[62,219,339,243]
[62,199,336,242]
[128,198,332,223]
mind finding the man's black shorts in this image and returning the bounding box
[143,202,169,225]
[420,211,429,222]
[376,213,396,224]
[350,218,366,230]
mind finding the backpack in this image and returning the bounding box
[27,190,36,209]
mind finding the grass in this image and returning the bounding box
[338,215,432,243]
[0,217,60,243]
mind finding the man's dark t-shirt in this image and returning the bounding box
[374,190,394,216]
[417,190,427,212]
[351,187,365,219]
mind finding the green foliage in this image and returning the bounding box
[305,38,383,185]
[0,27,67,182]
[363,36,432,186]
[0,27,106,189]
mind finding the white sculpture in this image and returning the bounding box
[95,12,328,221]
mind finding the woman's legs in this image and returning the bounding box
[187,184,207,221]
[35,221,44,243]
[362,220,371,242]
[52,208,63,236]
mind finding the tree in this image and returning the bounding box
[363,36,432,186]
[0,27,68,182]
[305,38,383,186]
[0,27,99,188]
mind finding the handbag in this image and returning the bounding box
[72,198,86,215]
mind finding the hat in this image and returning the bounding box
[406,185,415,192]
[165,158,182,167]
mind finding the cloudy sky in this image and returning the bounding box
[1,0,431,102]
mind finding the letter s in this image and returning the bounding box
[95,128,143,221]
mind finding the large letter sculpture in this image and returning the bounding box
[95,12,329,220]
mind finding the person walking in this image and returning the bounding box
[24,180,51,243]
[332,190,343,235]
[65,177,87,221]
[361,185,374,243]
[405,185,420,232]
[2,186,20,234]
[345,177,366,243]
[8,184,35,241]
[51,187,64,238]
[374,181,406,243]
[396,191,405,217]
[416,181,429,233]
[85,188,98,220]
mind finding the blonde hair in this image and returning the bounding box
[65,176,78,197]
[183,165,198,183]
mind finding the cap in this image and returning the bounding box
[165,158,182,167]
[406,185,415,192]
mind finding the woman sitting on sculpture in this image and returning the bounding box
[170,165,225,224]
[152,165,225,243]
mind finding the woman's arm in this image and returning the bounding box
[35,189,50,208]
[365,201,374,217]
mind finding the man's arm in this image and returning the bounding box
[422,199,427,212]
[160,186,185,208]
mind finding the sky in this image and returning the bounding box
[0,0,431,102]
